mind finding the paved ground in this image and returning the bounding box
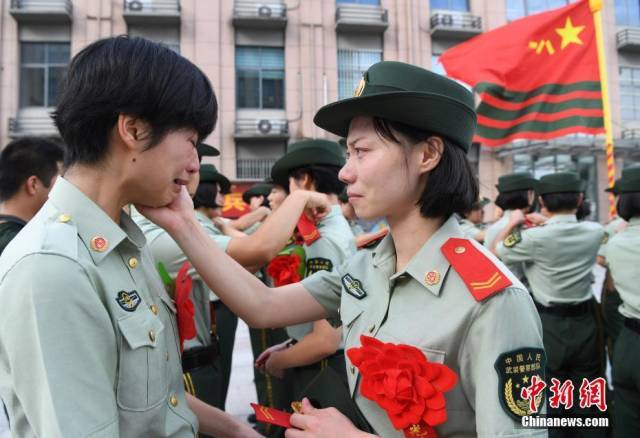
[225,320,258,423]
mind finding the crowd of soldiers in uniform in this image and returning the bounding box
[0,36,638,438]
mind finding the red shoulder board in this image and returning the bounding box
[441,238,512,301]
[296,214,320,246]
[357,228,389,250]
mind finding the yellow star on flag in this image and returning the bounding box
[555,17,585,50]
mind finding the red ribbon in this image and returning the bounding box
[174,262,196,353]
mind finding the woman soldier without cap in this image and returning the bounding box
[140,61,546,437]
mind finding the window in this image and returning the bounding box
[506,0,569,21]
[431,0,469,12]
[19,42,70,108]
[513,152,598,219]
[337,0,380,5]
[616,0,640,27]
[236,47,285,109]
[620,66,640,122]
[337,49,382,100]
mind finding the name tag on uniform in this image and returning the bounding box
[342,274,367,299]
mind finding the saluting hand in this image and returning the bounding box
[285,398,376,438]
[300,191,332,222]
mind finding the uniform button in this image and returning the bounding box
[169,395,178,407]
[149,330,156,342]
[58,214,71,223]
[454,246,466,254]
[150,304,158,315]
[368,324,376,333]
[350,366,356,375]
[128,257,139,268]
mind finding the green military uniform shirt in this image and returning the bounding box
[133,209,231,348]
[497,214,604,306]
[0,178,197,437]
[597,216,626,258]
[484,210,526,281]
[602,217,640,319]
[301,216,546,437]
[286,205,356,342]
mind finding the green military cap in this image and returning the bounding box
[270,139,345,188]
[241,183,273,204]
[607,166,640,194]
[606,165,640,193]
[313,61,477,151]
[496,172,537,193]
[471,197,491,209]
[338,138,347,147]
[535,172,583,195]
[196,143,220,161]
[199,164,231,194]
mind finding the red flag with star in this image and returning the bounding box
[439,0,603,146]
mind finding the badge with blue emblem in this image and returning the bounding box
[116,290,141,312]
[342,274,367,299]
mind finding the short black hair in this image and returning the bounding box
[617,192,640,221]
[289,165,345,196]
[372,117,478,219]
[53,36,217,167]
[193,182,220,209]
[495,190,531,211]
[0,137,64,201]
[576,199,592,221]
[540,192,582,213]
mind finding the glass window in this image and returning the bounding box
[337,0,380,4]
[616,0,640,27]
[337,49,382,100]
[431,0,469,12]
[512,153,598,219]
[620,66,640,122]
[19,42,70,108]
[506,0,569,21]
[236,47,285,109]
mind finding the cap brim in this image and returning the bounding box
[313,91,476,150]
[271,148,345,188]
[197,143,220,158]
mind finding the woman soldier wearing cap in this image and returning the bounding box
[140,61,546,437]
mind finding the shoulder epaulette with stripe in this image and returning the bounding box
[441,237,512,301]
[357,228,389,250]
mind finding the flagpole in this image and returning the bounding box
[590,0,616,219]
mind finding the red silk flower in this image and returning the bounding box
[175,261,196,353]
[347,335,458,438]
[266,254,302,287]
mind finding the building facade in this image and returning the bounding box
[1,0,639,220]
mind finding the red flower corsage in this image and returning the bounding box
[266,253,302,287]
[347,335,458,438]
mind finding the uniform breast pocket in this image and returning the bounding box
[117,310,168,411]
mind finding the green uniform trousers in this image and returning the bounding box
[214,300,238,410]
[613,321,640,438]
[249,327,293,437]
[537,300,609,438]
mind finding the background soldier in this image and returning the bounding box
[495,172,606,437]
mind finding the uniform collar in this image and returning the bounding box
[49,178,146,264]
[628,217,640,227]
[546,213,577,224]
[372,215,462,297]
[318,205,341,226]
